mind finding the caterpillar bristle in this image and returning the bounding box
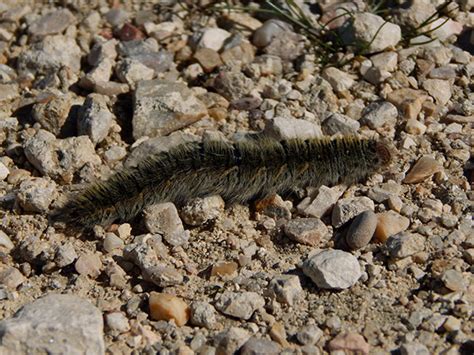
[51,136,392,230]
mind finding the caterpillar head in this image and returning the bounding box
[375,140,394,168]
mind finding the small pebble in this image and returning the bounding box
[149,292,190,326]
[75,253,102,278]
[240,337,280,355]
[297,324,323,345]
[302,249,361,289]
[267,274,303,306]
[283,218,328,246]
[180,195,225,226]
[190,301,216,328]
[0,267,25,289]
[386,233,425,258]
[0,161,9,181]
[211,261,238,277]
[215,291,265,320]
[332,197,374,228]
[215,327,250,354]
[374,211,410,242]
[346,210,377,250]
[103,233,125,253]
[441,269,467,292]
[105,312,130,333]
[0,230,14,251]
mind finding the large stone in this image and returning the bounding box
[28,9,76,36]
[77,94,114,144]
[132,80,207,139]
[0,294,104,354]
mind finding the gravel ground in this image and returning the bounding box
[0,1,472,354]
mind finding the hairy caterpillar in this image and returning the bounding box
[52,137,392,229]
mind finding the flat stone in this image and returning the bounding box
[211,261,238,277]
[346,210,377,250]
[400,342,429,355]
[28,9,76,36]
[149,292,190,326]
[298,185,345,218]
[386,232,425,258]
[144,203,189,246]
[403,156,443,184]
[405,118,427,135]
[132,79,207,139]
[263,30,305,61]
[212,70,255,101]
[322,113,360,135]
[180,195,225,226]
[374,211,410,242]
[253,19,292,47]
[341,12,401,53]
[0,230,14,251]
[264,116,322,140]
[77,94,114,144]
[55,243,78,268]
[215,291,265,320]
[0,83,19,102]
[115,58,154,86]
[441,269,467,292]
[267,275,303,306]
[322,67,355,92]
[332,197,375,228]
[302,249,361,289]
[105,312,130,334]
[371,52,398,72]
[422,79,452,105]
[194,48,223,73]
[283,218,328,246]
[0,294,104,354]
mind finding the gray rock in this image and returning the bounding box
[253,19,292,47]
[103,233,124,253]
[125,132,199,168]
[77,94,114,144]
[298,185,345,218]
[144,203,189,247]
[399,342,430,355]
[322,113,360,135]
[263,30,305,61]
[341,12,401,53]
[17,35,82,76]
[142,265,184,288]
[297,324,323,346]
[24,129,100,180]
[212,70,255,101]
[55,243,78,268]
[322,67,355,92]
[128,50,174,74]
[133,79,207,139]
[115,58,154,86]
[190,301,217,328]
[103,146,127,163]
[16,177,57,213]
[88,39,118,67]
[266,274,303,306]
[215,327,250,355]
[252,55,283,76]
[371,52,398,72]
[215,291,265,320]
[0,162,8,181]
[264,116,322,140]
[105,312,130,334]
[441,269,467,292]
[346,210,377,250]
[361,101,398,131]
[180,195,225,226]
[240,337,280,355]
[0,267,25,289]
[332,197,375,228]
[283,218,328,246]
[32,94,73,136]
[0,294,104,354]
[302,249,361,289]
[28,9,75,36]
[386,232,425,258]
[422,79,451,105]
[105,8,129,27]
[80,60,114,90]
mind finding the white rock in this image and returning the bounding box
[322,67,355,92]
[332,197,375,228]
[198,28,231,51]
[422,79,452,105]
[0,162,9,181]
[302,249,362,289]
[264,116,322,140]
